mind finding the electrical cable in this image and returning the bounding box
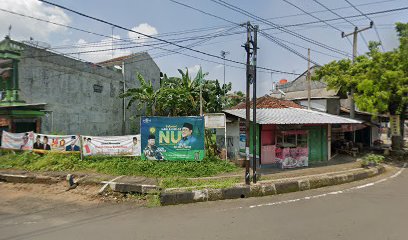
[343,0,386,51]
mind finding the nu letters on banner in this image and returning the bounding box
[82,135,141,156]
[140,116,205,161]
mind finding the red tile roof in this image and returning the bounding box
[229,95,301,110]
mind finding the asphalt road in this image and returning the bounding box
[0,164,407,240]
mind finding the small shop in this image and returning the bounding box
[224,106,361,169]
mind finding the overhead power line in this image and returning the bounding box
[38,0,299,75]
[171,0,325,64]
[343,0,385,51]
[208,0,350,56]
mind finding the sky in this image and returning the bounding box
[1,0,408,96]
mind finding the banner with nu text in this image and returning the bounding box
[1,131,34,150]
[140,116,205,161]
[81,135,141,156]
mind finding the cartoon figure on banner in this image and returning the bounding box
[132,136,140,156]
[144,134,163,160]
[65,136,80,151]
[33,135,43,149]
[42,136,51,150]
[177,122,197,148]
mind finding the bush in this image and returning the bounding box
[361,154,384,167]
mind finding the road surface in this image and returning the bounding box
[0,164,407,240]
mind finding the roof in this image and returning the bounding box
[97,52,145,66]
[223,108,362,125]
[270,88,339,100]
[229,95,301,110]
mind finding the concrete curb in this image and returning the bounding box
[0,165,386,206]
[0,173,59,184]
[160,165,386,206]
[0,172,159,193]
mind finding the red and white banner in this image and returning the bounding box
[82,135,141,156]
[33,134,80,152]
[1,131,34,150]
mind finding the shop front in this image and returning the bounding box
[224,107,361,170]
[260,124,328,169]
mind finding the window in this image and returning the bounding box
[93,84,103,93]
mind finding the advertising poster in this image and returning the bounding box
[275,147,308,169]
[141,116,205,161]
[1,131,34,150]
[82,135,141,156]
[33,134,81,152]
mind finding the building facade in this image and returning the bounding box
[0,37,160,136]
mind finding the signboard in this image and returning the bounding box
[32,134,80,152]
[82,135,140,156]
[239,121,246,153]
[204,113,226,128]
[390,115,400,136]
[1,131,34,150]
[141,116,205,161]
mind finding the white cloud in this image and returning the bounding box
[187,64,200,77]
[0,0,71,41]
[128,23,158,43]
[62,35,132,63]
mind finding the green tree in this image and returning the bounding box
[314,22,408,148]
[120,73,159,116]
[225,91,245,109]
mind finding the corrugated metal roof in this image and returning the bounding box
[224,108,362,124]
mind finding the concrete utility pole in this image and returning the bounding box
[342,21,373,119]
[220,50,229,107]
[307,48,311,110]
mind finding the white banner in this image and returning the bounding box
[33,134,80,152]
[204,113,226,129]
[1,131,34,150]
[82,135,141,156]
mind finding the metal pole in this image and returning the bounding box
[252,25,258,184]
[122,61,126,135]
[244,21,251,185]
[224,113,227,161]
[221,51,229,108]
[200,85,203,116]
[307,48,311,110]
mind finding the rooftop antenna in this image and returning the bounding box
[8,25,12,37]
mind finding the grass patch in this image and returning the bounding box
[159,177,242,189]
[0,150,238,178]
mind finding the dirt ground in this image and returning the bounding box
[0,181,148,216]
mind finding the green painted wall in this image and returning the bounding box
[306,125,328,163]
[249,123,260,155]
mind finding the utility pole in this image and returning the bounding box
[242,22,258,184]
[252,25,258,184]
[111,26,115,59]
[244,22,251,185]
[342,21,373,119]
[221,50,229,108]
[307,48,311,110]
